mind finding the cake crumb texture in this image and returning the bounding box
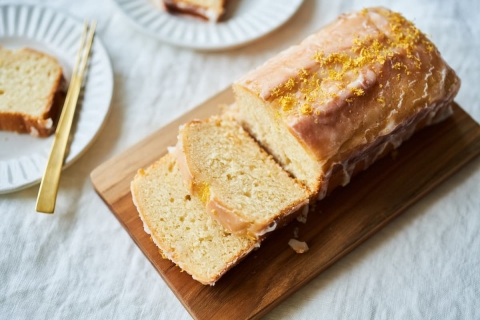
[131,154,257,285]
[0,47,63,137]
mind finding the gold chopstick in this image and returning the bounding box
[36,21,97,214]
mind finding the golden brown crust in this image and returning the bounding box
[0,86,65,137]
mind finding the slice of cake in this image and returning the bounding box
[0,47,64,137]
[170,115,309,238]
[232,7,460,198]
[131,153,258,285]
[162,0,226,22]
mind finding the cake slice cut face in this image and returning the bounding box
[171,116,309,238]
[0,47,64,137]
[233,7,461,197]
[131,154,257,286]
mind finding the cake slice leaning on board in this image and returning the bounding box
[232,7,460,198]
[170,115,309,238]
[131,154,258,285]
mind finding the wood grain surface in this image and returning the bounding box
[91,88,480,320]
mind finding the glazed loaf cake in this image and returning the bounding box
[131,154,258,285]
[0,47,64,137]
[132,7,461,285]
[171,115,309,238]
[233,7,460,198]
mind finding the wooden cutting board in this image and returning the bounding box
[91,87,480,320]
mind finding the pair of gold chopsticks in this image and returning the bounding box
[36,21,97,214]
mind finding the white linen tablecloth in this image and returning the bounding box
[1,0,479,319]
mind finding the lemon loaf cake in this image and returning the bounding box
[0,47,64,137]
[162,0,225,22]
[232,7,460,198]
[170,116,309,238]
[131,154,258,285]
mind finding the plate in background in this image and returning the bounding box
[0,3,113,194]
[112,0,304,50]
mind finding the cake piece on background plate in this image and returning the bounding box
[162,0,226,22]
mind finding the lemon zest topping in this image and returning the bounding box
[300,103,313,115]
[351,87,365,96]
[267,9,436,118]
[194,181,211,205]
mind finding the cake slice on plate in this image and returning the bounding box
[0,47,64,137]
[170,115,309,238]
[162,0,226,22]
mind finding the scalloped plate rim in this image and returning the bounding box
[0,3,113,194]
[111,0,304,50]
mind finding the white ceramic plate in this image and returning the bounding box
[112,0,304,50]
[0,3,113,194]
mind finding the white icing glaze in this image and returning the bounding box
[237,7,461,169]
[293,227,300,239]
[29,127,39,137]
[317,101,452,200]
[170,134,195,188]
[207,193,308,238]
[288,239,309,253]
[41,118,53,129]
[296,205,309,223]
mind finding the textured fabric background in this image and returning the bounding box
[1,0,479,319]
